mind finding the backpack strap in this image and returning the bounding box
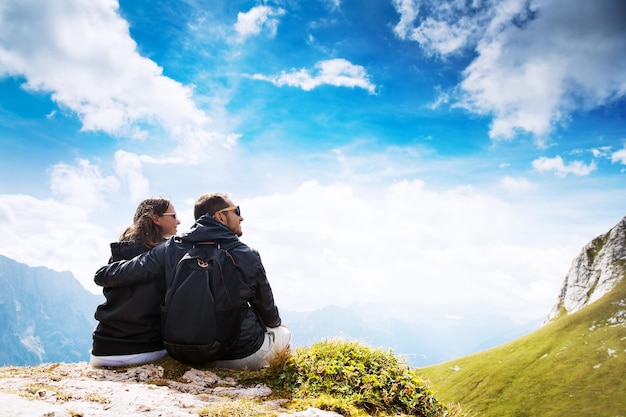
[194,240,243,251]
[193,241,217,248]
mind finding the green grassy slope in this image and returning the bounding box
[417,276,626,417]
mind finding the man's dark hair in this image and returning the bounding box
[194,193,230,220]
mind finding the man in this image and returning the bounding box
[94,193,291,370]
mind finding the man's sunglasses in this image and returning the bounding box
[218,206,241,216]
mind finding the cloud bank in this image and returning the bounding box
[0,0,210,141]
[393,0,626,140]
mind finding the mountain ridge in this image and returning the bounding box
[0,254,102,365]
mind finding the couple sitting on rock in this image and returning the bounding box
[90,193,291,370]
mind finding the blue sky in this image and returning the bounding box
[1,0,625,337]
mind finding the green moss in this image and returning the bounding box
[586,232,609,262]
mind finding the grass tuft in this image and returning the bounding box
[197,398,277,417]
[233,338,465,417]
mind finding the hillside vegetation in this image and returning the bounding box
[417,275,626,417]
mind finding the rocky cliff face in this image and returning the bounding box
[544,215,626,324]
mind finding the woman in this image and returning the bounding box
[90,197,180,367]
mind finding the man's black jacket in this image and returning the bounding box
[94,214,282,360]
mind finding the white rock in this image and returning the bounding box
[544,216,626,324]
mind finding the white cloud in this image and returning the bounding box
[532,155,596,177]
[429,86,450,109]
[500,176,534,192]
[612,145,626,165]
[392,0,497,55]
[392,0,420,42]
[0,0,214,144]
[48,158,119,210]
[233,5,285,40]
[592,146,613,159]
[252,58,376,93]
[113,151,150,202]
[240,179,577,324]
[323,0,342,11]
[172,128,241,164]
[0,194,111,293]
[400,15,474,56]
[393,0,626,141]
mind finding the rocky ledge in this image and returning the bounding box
[0,362,338,417]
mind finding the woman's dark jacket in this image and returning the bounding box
[94,214,282,360]
[91,241,165,356]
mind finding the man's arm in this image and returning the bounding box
[94,244,166,288]
[250,257,282,328]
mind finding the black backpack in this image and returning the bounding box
[161,240,242,364]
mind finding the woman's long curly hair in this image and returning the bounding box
[119,197,171,249]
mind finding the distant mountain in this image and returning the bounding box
[282,305,538,367]
[282,306,447,366]
[418,215,626,417]
[0,255,103,365]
